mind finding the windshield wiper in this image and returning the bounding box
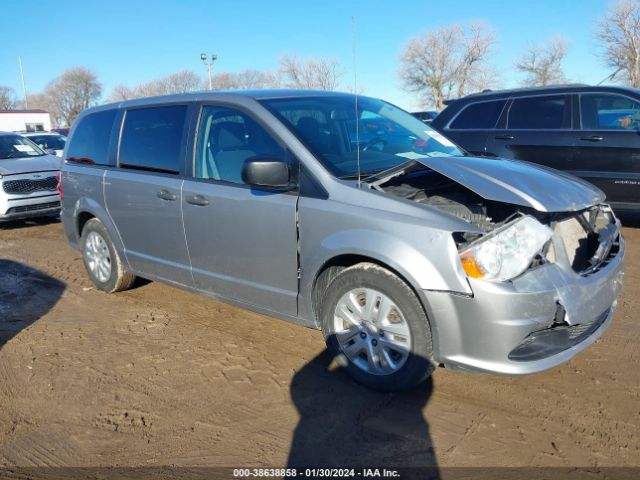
[362,160,421,191]
[337,171,382,180]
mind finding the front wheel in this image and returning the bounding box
[319,262,435,392]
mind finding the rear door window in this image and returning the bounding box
[580,93,640,130]
[507,95,570,129]
[449,100,507,129]
[119,105,187,174]
[66,110,117,165]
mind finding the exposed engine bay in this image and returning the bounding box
[370,166,621,276]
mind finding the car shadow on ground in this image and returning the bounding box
[0,259,65,350]
[287,348,440,479]
[0,215,60,230]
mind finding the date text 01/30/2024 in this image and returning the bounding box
[233,468,401,478]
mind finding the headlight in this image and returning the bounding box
[459,216,553,282]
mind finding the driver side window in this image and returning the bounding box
[195,106,287,184]
[580,94,640,131]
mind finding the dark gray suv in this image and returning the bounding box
[61,91,624,391]
[431,84,640,213]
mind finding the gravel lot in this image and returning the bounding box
[0,219,639,475]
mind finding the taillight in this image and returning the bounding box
[56,171,63,200]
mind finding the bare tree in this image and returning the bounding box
[107,70,202,102]
[161,70,203,94]
[210,69,278,90]
[107,84,135,102]
[44,67,102,126]
[277,55,343,90]
[0,86,18,110]
[515,37,567,86]
[399,23,496,110]
[25,92,49,110]
[597,0,640,87]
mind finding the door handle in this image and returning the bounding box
[185,194,210,206]
[495,134,514,140]
[157,189,177,201]
[580,135,604,142]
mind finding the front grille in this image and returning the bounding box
[2,177,57,194]
[6,201,60,214]
[509,308,610,361]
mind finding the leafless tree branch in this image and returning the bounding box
[515,37,568,86]
[0,86,18,110]
[399,23,497,109]
[277,55,344,90]
[597,0,640,87]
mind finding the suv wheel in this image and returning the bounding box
[81,218,135,293]
[319,262,435,391]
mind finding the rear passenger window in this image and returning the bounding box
[580,94,640,130]
[66,110,117,165]
[119,106,187,174]
[449,100,506,129]
[194,106,286,184]
[507,95,569,129]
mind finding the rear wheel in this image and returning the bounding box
[319,262,435,392]
[81,218,135,293]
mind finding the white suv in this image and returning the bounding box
[0,131,61,222]
[22,131,67,157]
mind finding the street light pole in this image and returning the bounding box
[200,53,218,90]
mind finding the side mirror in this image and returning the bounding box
[241,157,292,190]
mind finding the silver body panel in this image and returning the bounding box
[60,90,625,376]
[415,156,605,212]
[182,180,299,317]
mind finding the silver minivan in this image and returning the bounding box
[60,91,624,391]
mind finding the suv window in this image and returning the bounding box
[119,106,187,174]
[580,93,640,130]
[66,110,117,165]
[449,100,507,129]
[194,106,286,184]
[507,95,569,129]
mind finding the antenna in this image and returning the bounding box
[597,66,623,85]
[352,16,361,188]
[18,56,28,109]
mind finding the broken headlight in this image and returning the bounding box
[459,216,553,282]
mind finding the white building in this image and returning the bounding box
[0,109,52,132]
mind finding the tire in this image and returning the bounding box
[319,262,435,392]
[80,218,136,293]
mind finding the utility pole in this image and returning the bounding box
[200,53,218,90]
[18,56,28,108]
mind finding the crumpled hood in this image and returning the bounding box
[0,154,61,176]
[416,156,605,212]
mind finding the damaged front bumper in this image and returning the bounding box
[424,234,625,375]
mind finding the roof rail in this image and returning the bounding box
[464,83,590,98]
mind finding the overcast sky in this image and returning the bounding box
[1,0,616,111]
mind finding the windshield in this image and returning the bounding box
[0,135,46,160]
[28,134,67,150]
[260,95,462,177]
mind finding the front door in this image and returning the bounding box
[182,105,299,315]
[486,94,575,169]
[104,104,192,285]
[573,92,640,206]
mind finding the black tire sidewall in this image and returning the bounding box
[319,264,434,392]
[81,219,119,293]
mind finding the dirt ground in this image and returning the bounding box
[0,218,639,476]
